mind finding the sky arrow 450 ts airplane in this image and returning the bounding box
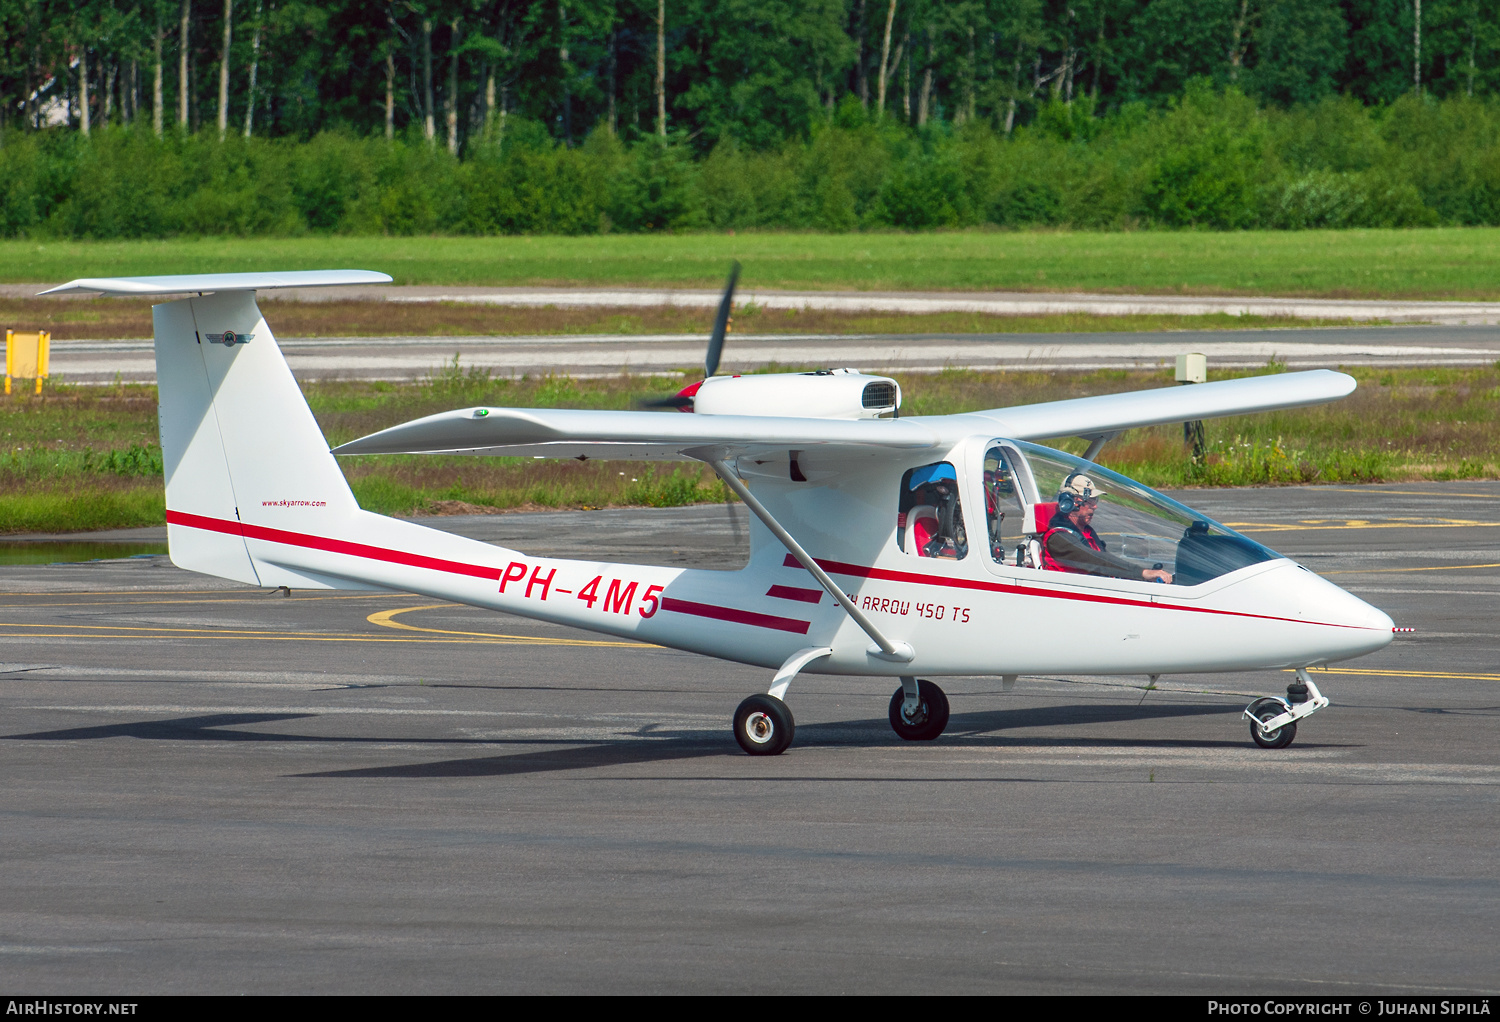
[45,268,1398,756]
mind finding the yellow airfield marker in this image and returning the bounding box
[5,329,50,395]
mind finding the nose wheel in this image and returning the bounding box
[888,679,949,741]
[734,694,794,756]
[1243,670,1330,749]
[1246,697,1297,749]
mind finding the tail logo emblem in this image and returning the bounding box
[209,331,253,347]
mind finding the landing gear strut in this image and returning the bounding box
[888,677,950,741]
[1243,669,1330,750]
[732,645,831,756]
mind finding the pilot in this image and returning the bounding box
[1043,473,1174,583]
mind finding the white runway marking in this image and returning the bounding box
[45,330,1500,384]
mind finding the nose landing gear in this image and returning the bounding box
[1243,669,1330,749]
[1246,697,1298,749]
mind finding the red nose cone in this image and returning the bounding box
[675,379,704,412]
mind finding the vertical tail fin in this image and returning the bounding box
[155,290,365,588]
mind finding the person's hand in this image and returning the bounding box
[1143,568,1173,584]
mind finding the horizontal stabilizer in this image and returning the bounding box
[41,269,392,297]
[970,369,1357,441]
[333,407,940,461]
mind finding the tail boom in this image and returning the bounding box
[162,504,825,667]
[150,285,829,666]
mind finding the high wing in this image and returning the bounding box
[331,406,942,461]
[334,370,1355,460]
[959,369,1356,441]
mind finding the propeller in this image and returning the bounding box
[704,260,739,379]
[639,261,741,410]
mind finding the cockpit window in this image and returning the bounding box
[1011,440,1279,585]
[898,461,968,560]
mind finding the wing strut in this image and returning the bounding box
[709,460,914,663]
[1081,431,1118,463]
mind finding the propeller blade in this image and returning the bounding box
[635,379,704,411]
[637,394,695,409]
[705,261,740,379]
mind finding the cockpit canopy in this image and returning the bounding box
[977,440,1281,585]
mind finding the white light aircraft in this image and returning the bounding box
[44,268,1399,755]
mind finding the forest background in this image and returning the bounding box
[3,0,1500,529]
[6,0,1500,237]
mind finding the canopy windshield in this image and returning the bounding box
[997,441,1283,585]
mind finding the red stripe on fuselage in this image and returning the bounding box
[167,510,811,635]
[779,553,1371,631]
[766,584,823,604]
[167,509,1364,635]
[660,597,810,635]
[168,509,502,581]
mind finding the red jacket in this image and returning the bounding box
[1042,516,1103,573]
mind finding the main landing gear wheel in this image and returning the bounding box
[734,694,795,756]
[888,679,950,741]
[1247,697,1297,750]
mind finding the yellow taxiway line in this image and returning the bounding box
[0,606,655,649]
[1293,667,1500,683]
[0,629,645,647]
[1321,562,1500,575]
[0,620,372,639]
[0,588,269,598]
[366,604,654,648]
[0,631,541,644]
[0,593,402,610]
[1226,518,1500,533]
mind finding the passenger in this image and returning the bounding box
[1043,473,1174,583]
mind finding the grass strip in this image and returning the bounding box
[0,296,1380,340]
[0,488,165,534]
[1,363,1494,533]
[10,229,1500,299]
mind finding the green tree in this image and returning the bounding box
[674,0,853,149]
[1245,0,1349,105]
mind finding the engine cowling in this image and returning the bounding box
[687,369,901,419]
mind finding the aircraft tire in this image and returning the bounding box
[734,694,795,756]
[888,679,950,741]
[1247,697,1297,749]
